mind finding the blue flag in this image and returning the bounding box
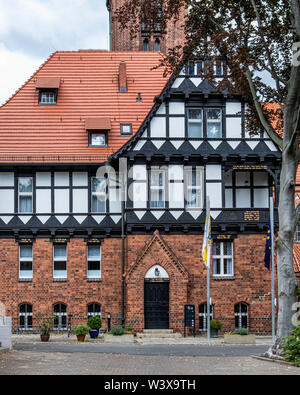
[264,222,271,270]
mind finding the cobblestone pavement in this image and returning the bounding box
[0,339,299,375]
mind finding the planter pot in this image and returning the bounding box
[76,334,86,342]
[40,334,50,342]
[224,334,256,344]
[211,329,219,338]
[89,329,99,339]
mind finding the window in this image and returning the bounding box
[235,303,249,329]
[19,245,33,280]
[188,109,203,138]
[53,303,67,331]
[143,39,150,51]
[186,168,203,208]
[91,177,107,213]
[206,109,222,138]
[215,61,224,76]
[87,245,101,279]
[53,244,67,279]
[199,303,213,332]
[212,241,234,277]
[19,304,32,331]
[150,169,166,208]
[297,224,300,242]
[89,133,107,147]
[87,303,101,320]
[19,177,33,213]
[39,91,57,105]
[154,39,161,51]
[120,124,132,135]
[225,171,269,209]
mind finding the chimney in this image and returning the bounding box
[119,61,128,93]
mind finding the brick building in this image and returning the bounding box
[0,4,298,335]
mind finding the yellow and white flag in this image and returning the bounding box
[202,200,211,267]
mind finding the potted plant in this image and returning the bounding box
[74,324,89,342]
[210,320,223,338]
[87,316,102,339]
[39,317,52,342]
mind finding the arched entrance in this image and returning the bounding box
[144,265,169,329]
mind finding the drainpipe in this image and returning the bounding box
[120,160,127,328]
[107,0,112,51]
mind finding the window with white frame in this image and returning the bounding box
[188,109,203,138]
[199,303,213,332]
[150,169,166,208]
[206,108,222,138]
[39,91,56,105]
[212,241,234,276]
[91,177,107,213]
[185,168,204,208]
[18,304,33,331]
[18,177,33,213]
[296,224,300,242]
[235,303,249,329]
[53,244,67,279]
[53,303,67,331]
[87,245,101,279]
[87,303,101,320]
[19,245,33,279]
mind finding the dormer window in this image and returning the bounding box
[36,77,60,105]
[86,118,111,148]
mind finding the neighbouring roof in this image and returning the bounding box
[293,244,300,274]
[0,50,168,164]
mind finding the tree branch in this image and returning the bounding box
[246,68,283,150]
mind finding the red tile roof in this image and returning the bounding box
[35,77,61,89]
[0,50,168,163]
[293,244,300,274]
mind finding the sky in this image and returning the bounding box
[0,0,109,105]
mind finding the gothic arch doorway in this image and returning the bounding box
[144,265,169,329]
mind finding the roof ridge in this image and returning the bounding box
[0,51,58,109]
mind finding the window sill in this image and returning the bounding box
[87,278,101,282]
[213,276,235,281]
[53,278,68,282]
[19,278,33,282]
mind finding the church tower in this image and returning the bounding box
[106,0,186,54]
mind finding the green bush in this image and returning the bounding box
[74,325,89,336]
[283,326,300,367]
[87,316,102,330]
[110,327,125,336]
[210,320,223,330]
[233,328,249,335]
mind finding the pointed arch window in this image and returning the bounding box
[154,39,161,51]
[143,39,150,51]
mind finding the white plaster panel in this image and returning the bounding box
[206,165,222,180]
[36,189,51,213]
[226,102,242,115]
[168,165,184,181]
[73,189,88,213]
[254,189,269,208]
[0,190,14,213]
[150,117,166,138]
[36,172,51,187]
[132,165,147,181]
[54,172,70,187]
[226,117,242,138]
[145,265,169,279]
[169,101,185,115]
[132,182,147,209]
[156,103,166,115]
[0,172,14,187]
[55,189,69,213]
[206,183,222,208]
[225,189,233,208]
[169,183,184,209]
[109,188,121,213]
[73,172,88,187]
[169,117,185,138]
[236,189,251,208]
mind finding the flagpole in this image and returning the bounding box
[206,196,211,342]
[270,197,276,342]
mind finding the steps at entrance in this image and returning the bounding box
[138,329,182,339]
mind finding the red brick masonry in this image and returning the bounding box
[0,233,278,334]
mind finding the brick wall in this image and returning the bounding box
[0,233,277,335]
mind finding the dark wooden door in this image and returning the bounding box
[144,281,169,329]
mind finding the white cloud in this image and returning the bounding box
[0,43,43,106]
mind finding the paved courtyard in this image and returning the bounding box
[0,335,299,375]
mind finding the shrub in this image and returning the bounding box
[210,320,223,331]
[110,327,125,336]
[233,328,249,335]
[283,326,300,367]
[87,316,102,330]
[74,325,89,336]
